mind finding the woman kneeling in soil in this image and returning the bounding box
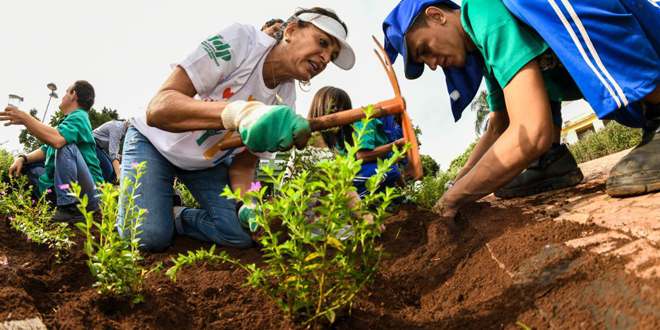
[307,86,408,198]
[120,7,356,252]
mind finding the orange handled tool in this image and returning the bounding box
[218,36,423,180]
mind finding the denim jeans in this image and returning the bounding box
[95,145,117,183]
[23,144,99,209]
[118,125,253,252]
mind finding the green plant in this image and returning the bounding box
[174,182,201,208]
[568,122,641,163]
[167,106,405,325]
[0,176,75,262]
[0,144,17,184]
[71,161,160,305]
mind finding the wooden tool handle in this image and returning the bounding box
[216,97,405,151]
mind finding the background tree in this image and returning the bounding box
[420,154,440,177]
[18,109,44,152]
[49,107,121,129]
[471,90,490,136]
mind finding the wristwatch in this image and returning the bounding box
[18,154,28,164]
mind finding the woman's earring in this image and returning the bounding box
[299,80,311,92]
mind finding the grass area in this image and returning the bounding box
[569,122,641,163]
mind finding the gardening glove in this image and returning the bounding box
[222,101,311,152]
[237,202,259,232]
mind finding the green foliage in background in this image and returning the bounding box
[421,154,439,177]
[18,109,43,152]
[405,140,477,210]
[568,122,641,163]
[174,182,201,209]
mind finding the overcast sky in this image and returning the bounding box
[0,0,590,168]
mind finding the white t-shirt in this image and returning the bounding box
[132,23,296,170]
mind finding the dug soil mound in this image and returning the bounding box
[2,150,660,329]
[2,202,658,329]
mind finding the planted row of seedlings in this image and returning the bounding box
[1,106,428,325]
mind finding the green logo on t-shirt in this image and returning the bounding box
[202,35,231,66]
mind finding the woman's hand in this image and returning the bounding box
[223,101,311,152]
[0,107,27,126]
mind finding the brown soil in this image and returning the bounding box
[1,199,659,329]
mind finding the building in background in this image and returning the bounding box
[560,101,607,144]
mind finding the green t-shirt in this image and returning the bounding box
[353,119,390,151]
[461,0,582,111]
[38,110,104,194]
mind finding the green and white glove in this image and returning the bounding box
[237,202,258,232]
[222,101,311,152]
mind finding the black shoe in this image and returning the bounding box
[607,103,660,197]
[495,143,584,199]
[51,204,85,224]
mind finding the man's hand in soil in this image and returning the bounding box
[222,101,311,152]
[0,106,28,126]
[433,62,554,214]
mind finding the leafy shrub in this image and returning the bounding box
[568,122,641,163]
[174,182,201,209]
[0,176,75,262]
[71,161,160,305]
[167,106,404,325]
[0,146,16,184]
[404,140,477,210]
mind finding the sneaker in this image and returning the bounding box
[607,103,660,197]
[51,204,85,224]
[495,143,584,199]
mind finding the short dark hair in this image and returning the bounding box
[274,7,348,42]
[409,3,457,33]
[71,80,95,111]
[263,18,284,30]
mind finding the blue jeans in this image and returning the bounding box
[95,145,117,183]
[118,125,253,252]
[24,144,99,209]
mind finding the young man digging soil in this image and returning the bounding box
[382,0,660,219]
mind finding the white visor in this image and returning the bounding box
[297,12,355,70]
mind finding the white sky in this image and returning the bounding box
[0,0,591,168]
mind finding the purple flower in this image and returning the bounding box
[248,181,262,193]
[545,244,551,248]
[46,189,52,193]
[131,162,139,169]
[31,200,35,203]
[1,191,5,195]
[27,236,31,241]
[8,217,14,221]
[59,184,70,190]
[145,209,150,214]
[18,195,23,199]
[47,200,52,204]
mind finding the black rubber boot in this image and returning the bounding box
[495,143,584,199]
[606,103,660,197]
[51,204,85,224]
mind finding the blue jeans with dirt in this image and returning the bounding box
[117,125,253,252]
[23,144,99,209]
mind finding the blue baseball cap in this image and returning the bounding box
[383,0,484,121]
